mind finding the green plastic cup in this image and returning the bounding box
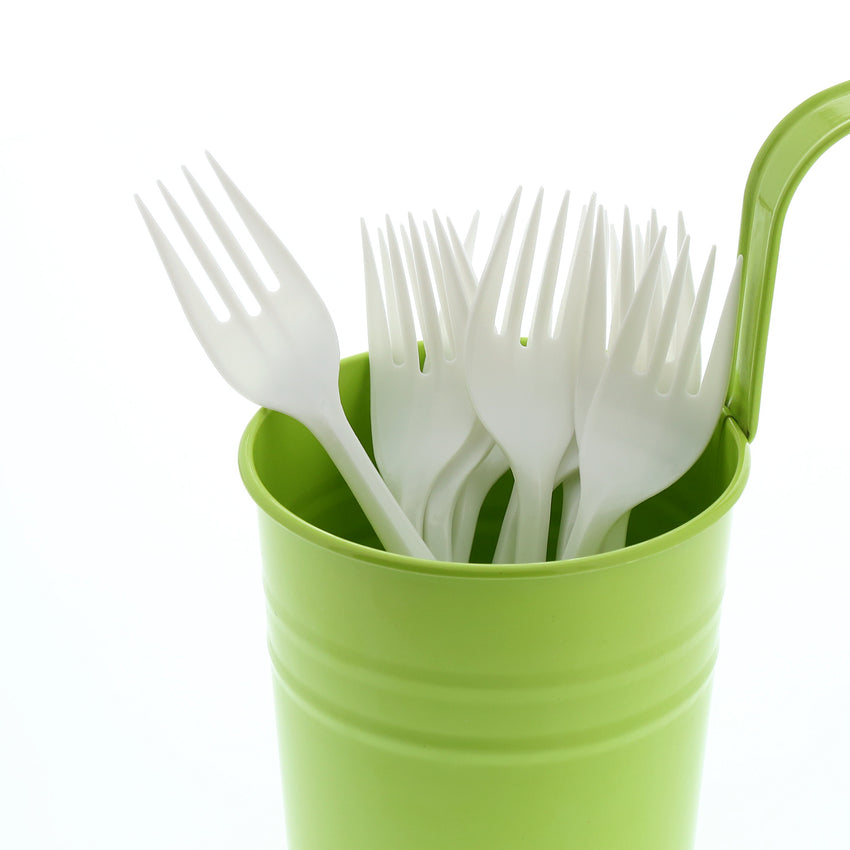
[238,82,850,850]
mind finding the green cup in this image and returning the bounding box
[238,82,850,849]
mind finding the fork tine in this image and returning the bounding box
[671,246,717,393]
[608,218,621,339]
[423,220,455,357]
[643,214,669,368]
[634,222,644,281]
[445,216,478,304]
[529,190,569,342]
[385,217,420,367]
[156,181,247,321]
[617,207,636,336]
[677,212,700,391]
[556,193,597,340]
[474,187,522,329]
[434,214,472,350]
[361,219,394,366]
[609,227,667,370]
[182,166,270,310]
[399,225,426,346]
[504,188,543,340]
[463,210,480,259]
[577,205,609,365]
[407,215,444,363]
[377,229,405,365]
[423,220,445,308]
[698,254,743,404]
[205,153,316,306]
[135,194,224,350]
[648,235,690,381]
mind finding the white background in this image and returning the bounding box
[2,2,849,848]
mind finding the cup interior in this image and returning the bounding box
[243,353,748,564]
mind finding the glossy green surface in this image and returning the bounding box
[731,80,850,440]
[240,353,750,850]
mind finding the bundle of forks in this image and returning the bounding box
[137,154,741,564]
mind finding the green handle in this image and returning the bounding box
[729,80,850,441]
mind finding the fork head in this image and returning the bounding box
[362,208,480,375]
[136,154,341,424]
[602,232,743,434]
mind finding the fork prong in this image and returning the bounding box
[423,220,455,357]
[399,224,425,343]
[445,216,477,305]
[463,210,480,259]
[504,187,543,340]
[361,219,394,366]
[617,207,636,336]
[608,217,621,340]
[698,254,743,403]
[407,214,444,363]
[422,220,446,307]
[156,181,247,321]
[649,209,659,247]
[634,222,644,281]
[530,190,569,342]
[474,187,522,329]
[385,217,420,367]
[434,214,472,349]
[677,212,700,391]
[577,205,609,365]
[136,194,224,349]
[556,193,597,341]
[648,235,690,382]
[671,246,717,393]
[182,165,270,310]
[643,217,669,369]
[377,229,405,365]
[609,227,667,371]
[205,153,318,309]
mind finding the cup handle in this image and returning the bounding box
[729,80,850,441]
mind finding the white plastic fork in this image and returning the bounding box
[560,231,743,560]
[556,209,700,557]
[464,187,576,564]
[361,214,480,543]
[422,215,510,563]
[488,194,598,563]
[136,154,433,560]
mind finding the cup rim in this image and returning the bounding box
[238,398,751,579]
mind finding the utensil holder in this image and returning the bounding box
[238,81,850,849]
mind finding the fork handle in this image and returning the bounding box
[514,473,556,564]
[423,420,493,562]
[561,500,625,560]
[313,405,435,560]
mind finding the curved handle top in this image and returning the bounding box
[729,80,850,441]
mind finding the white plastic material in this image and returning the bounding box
[463,187,581,564]
[560,226,743,559]
[557,207,700,555]
[136,154,434,560]
[490,195,598,562]
[360,213,480,552]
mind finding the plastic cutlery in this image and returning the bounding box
[464,187,577,564]
[136,154,434,560]
[361,214,479,540]
[561,230,742,559]
[490,195,599,563]
[559,210,700,556]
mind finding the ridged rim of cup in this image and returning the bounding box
[238,403,751,578]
